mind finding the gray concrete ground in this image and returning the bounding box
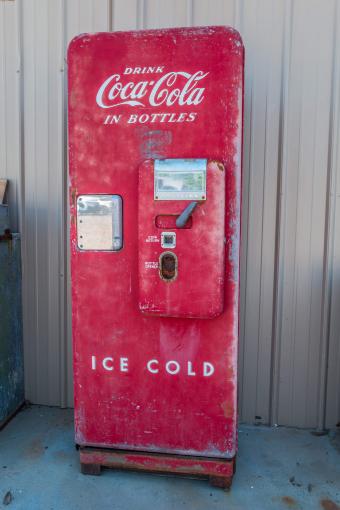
[0,406,339,510]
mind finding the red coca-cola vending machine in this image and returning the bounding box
[68,26,244,489]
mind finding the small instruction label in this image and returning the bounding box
[145,235,159,243]
[145,261,158,269]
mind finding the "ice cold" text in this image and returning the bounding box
[91,356,215,377]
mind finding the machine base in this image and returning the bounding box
[79,446,235,490]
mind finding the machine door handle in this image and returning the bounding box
[176,201,198,228]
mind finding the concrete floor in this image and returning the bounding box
[0,406,339,510]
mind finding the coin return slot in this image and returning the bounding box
[159,251,178,281]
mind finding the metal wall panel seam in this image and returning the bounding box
[15,0,23,237]
[186,0,193,26]
[326,0,340,426]
[17,0,27,401]
[258,0,286,425]
[108,0,113,31]
[137,0,145,29]
[240,0,258,424]
[269,0,293,426]
[20,0,38,403]
[59,0,68,408]
[319,0,340,430]
[0,3,20,231]
[0,6,8,199]
[238,0,255,422]
[33,0,50,405]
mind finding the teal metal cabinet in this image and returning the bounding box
[0,206,24,427]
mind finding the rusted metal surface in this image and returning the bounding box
[80,447,234,487]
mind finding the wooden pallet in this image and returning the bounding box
[79,446,235,490]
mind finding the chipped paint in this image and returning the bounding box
[68,26,243,485]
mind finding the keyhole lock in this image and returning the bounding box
[159,251,178,282]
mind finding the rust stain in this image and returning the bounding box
[320,499,340,510]
[282,496,297,508]
[70,188,77,226]
[211,160,225,172]
[220,400,233,419]
[0,229,12,242]
[71,188,77,206]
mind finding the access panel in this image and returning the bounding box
[139,158,225,318]
[68,26,244,489]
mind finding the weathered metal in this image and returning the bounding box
[80,447,234,489]
[68,26,243,488]
[0,229,24,428]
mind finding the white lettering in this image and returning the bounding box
[187,112,197,122]
[127,114,138,123]
[187,361,196,376]
[166,360,180,375]
[96,70,208,109]
[147,359,159,374]
[92,356,215,378]
[203,362,214,377]
[120,357,129,372]
[104,114,122,124]
[139,113,149,123]
[103,357,114,371]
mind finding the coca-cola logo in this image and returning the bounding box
[96,70,209,109]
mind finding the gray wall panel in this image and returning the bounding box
[0,0,339,428]
[0,2,21,231]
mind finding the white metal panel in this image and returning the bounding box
[1,0,339,428]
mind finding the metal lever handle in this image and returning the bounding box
[175,201,198,228]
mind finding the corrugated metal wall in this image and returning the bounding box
[1,0,339,429]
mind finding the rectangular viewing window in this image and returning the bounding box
[154,159,207,201]
[77,195,122,251]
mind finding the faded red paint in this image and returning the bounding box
[68,26,244,485]
[80,446,234,479]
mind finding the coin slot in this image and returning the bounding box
[159,251,178,281]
